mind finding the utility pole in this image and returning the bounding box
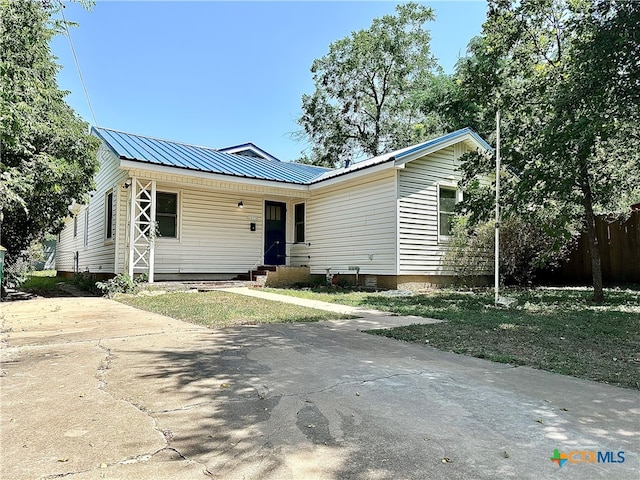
[494,110,501,306]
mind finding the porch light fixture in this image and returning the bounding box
[237,201,244,209]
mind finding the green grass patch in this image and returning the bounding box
[21,270,68,294]
[116,290,349,329]
[266,287,640,389]
[261,287,370,306]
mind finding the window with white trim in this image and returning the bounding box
[105,191,114,240]
[294,203,305,243]
[156,192,178,238]
[438,186,457,237]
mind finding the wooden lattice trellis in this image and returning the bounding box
[127,178,156,282]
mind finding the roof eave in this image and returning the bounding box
[308,160,396,188]
[119,158,310,190]
[393,128,492,167]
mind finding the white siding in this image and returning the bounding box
[397,145,468,275]
[56,145,127,273]
[57,135,487,279]
[114,182,129,274]
[56,216,78,273]
[305,171,397,275]
[289,201,311,268]
[152,186,265,274]
[118,169,310,277]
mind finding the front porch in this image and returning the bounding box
[121,177,311,283]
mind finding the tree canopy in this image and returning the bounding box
[0,0,99,261]
[297,2,445,167]
[449,0,640,302]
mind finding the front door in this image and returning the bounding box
[264,201,286,265]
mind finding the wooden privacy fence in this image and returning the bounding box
[551,211,640,284]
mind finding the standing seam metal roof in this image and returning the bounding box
[92,127,330,184]
[308,127,491,183]
[92,127,489,186]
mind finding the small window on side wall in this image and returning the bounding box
[105,191,114,240]
[294,203,305,243]
[156,192,178,238]
[439,186,457,237]
[83,208,89,247]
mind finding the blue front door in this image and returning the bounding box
[264,201,286,265]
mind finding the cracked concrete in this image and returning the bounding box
[1,295,639,479]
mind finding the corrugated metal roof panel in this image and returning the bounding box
[92,127,329,184]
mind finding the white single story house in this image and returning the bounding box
[56,127,491,289]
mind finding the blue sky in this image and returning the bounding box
[51,1,488,162]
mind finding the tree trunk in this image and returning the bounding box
[581,177,604,303]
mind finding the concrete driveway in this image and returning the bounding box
[1,295,638,479]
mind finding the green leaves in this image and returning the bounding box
[448,0,639,299]
[0,0,99,260]
[297,2,444,166]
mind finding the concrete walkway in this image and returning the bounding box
[1,295,638,479]
[221,286,442,330]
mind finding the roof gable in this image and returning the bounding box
[393,128,491,165]
[218,143,281,162]
[310,128,491,183]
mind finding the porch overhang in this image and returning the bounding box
[119,160,310,192]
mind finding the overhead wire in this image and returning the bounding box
[58,1,98,127]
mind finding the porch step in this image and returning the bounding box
[256,265,278,272]
[234,265,277,281]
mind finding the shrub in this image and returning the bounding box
[443,216,494,280]
[335,274,354,288]
[72,272,100,295]
[444,215,570,285]
[95,273,147,298]
[2,253,31,290]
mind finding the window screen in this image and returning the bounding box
[294,203,305,243]
[439,187,457,236]
[156,192,178,238]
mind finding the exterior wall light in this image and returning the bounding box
[237,201,244,208]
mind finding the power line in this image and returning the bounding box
[59,2,98,127]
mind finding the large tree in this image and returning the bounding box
[449,0,639,302]
[297,2,444,167]
[0,0,99,265]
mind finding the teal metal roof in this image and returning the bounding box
[92,127,490,186]
[218,142,281,162]
[310,127,491,183]
[92,127,329,184]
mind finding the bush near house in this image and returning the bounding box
[95,273,147,298]
[444,215,572,285]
